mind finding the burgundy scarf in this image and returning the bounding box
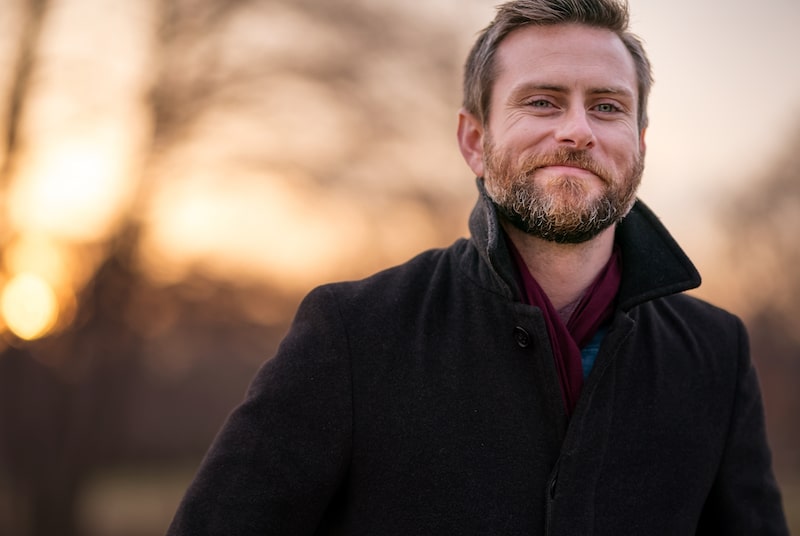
[508,238,622,416]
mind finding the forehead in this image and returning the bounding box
[493,23,638,98]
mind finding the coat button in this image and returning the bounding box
[513,326,530,348]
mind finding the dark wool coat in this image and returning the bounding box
[168,184,788,535]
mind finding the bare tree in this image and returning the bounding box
[0,1,479,533]
[0,0,50,188]
[0,2,71,534]
[718,118,800,484]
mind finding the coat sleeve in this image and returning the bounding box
[696,317,789,535]
[166,285,353,535]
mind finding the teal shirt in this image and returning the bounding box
[580,326,607,379]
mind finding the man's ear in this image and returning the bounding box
[457,108,486,177]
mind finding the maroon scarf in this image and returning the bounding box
[508,238,622,416]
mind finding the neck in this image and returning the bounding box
[503,221,616,319]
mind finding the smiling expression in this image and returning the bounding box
[459,23,647,243]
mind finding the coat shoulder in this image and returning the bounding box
[628,292,748,372]
[652,292,744,332]
[309,238,471,312]
[301,239,470,319]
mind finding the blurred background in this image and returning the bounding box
[0,0,797,534]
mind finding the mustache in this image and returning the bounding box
[519,148,611,183]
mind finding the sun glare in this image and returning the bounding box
[3,233,70,289]
[141,171,371,288]
[1,273,59,341]
[9,138,133,243]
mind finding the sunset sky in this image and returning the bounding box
[627,0,800,245]
[2,0,799,338]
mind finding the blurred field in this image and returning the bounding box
[79,465,195,536]
[77,464,800,536]
[783,482,800,536]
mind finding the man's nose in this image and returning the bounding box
[555,109,595,150]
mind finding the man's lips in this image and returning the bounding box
[538,164,598,178]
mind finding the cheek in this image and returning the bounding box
[494,116,550,144]
[604,134,642,168]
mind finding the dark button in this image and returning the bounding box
[513,326,530,348]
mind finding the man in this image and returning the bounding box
[167,1,789,534]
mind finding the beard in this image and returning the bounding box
[483,140,644,244]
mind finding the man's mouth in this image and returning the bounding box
[540,164,597,177]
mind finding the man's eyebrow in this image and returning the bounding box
[510,82,568,96]
[509,82,635,99]
[589,86,635,99]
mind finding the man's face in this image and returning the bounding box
[466,24,646,244]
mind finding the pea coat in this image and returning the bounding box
[167,182,788,535]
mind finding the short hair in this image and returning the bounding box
[463,0,653,130]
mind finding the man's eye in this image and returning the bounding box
[595,103,620,113]
[528,99,553,108]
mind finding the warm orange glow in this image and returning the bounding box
[0,234,93,337]
[141,171,371,288]
[9,136,134,243]
[3,233,70,288]
[1,273,59,340]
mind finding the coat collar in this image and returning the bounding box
[467,179,701,311]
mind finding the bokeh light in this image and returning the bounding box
[0,272,59,340]
[3,233,70,287]
[8,134,135,243]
